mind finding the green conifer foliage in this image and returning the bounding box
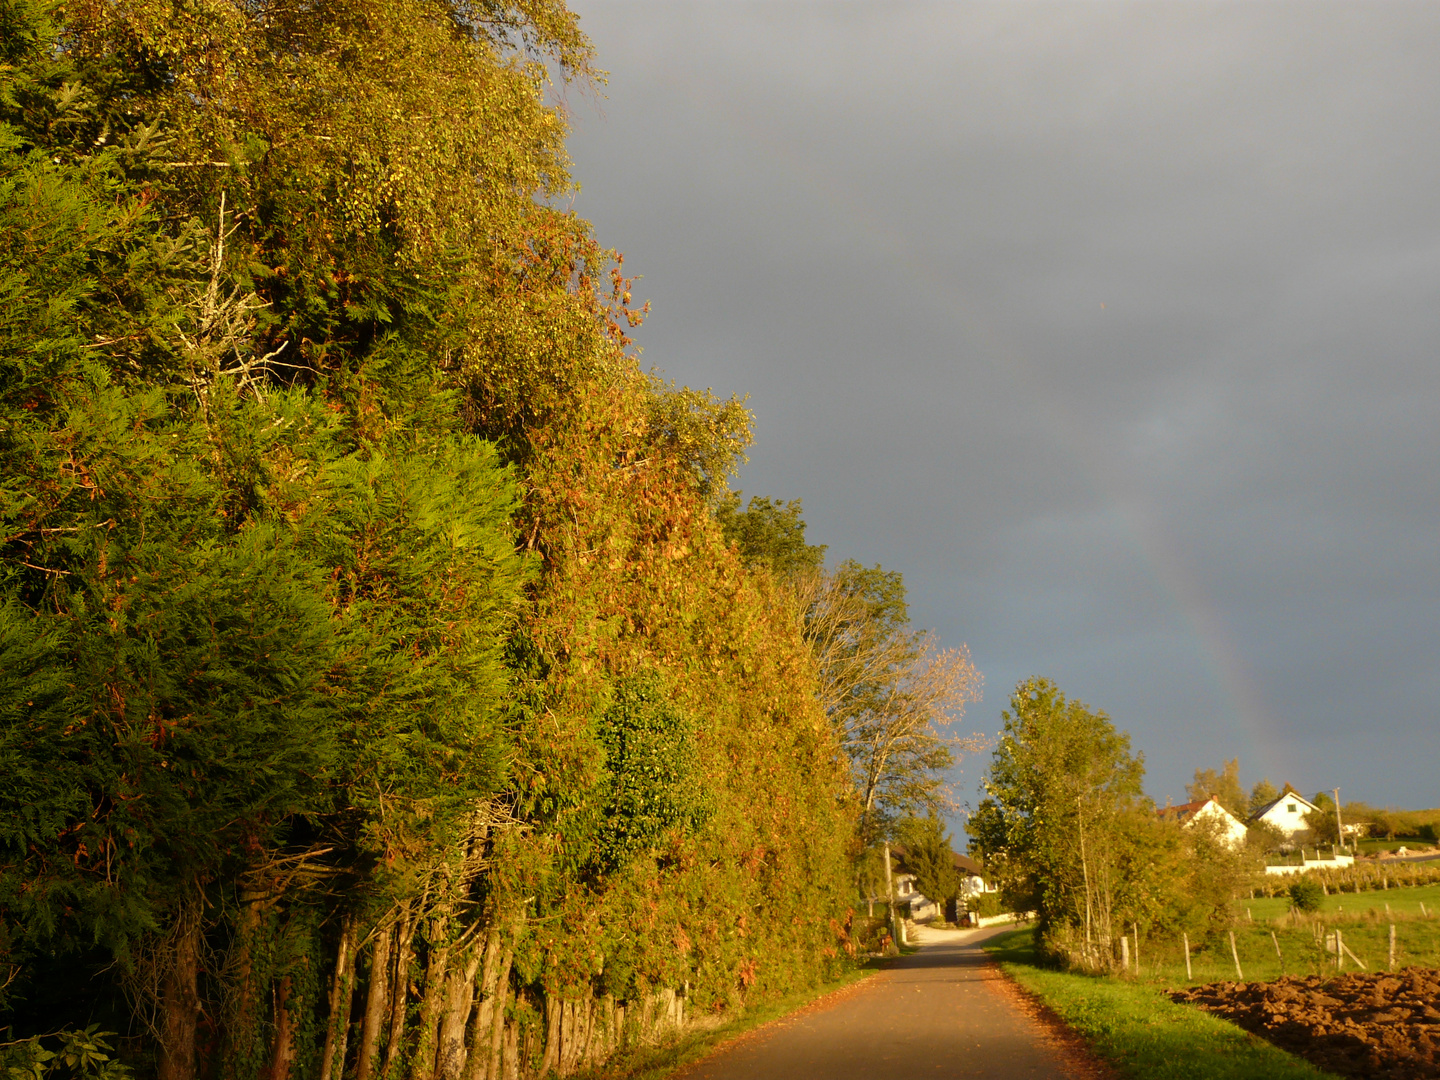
[1,0,858,1073]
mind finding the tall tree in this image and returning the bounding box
[1186,759,1247,818]
[796,562,982,840]
[894,814,961,910]
[969,679,1145,959]
[1248,778,1279,816]
[715,493,826,581]
[972,680,1244,967]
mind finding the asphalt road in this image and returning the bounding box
[674,924,1087,1080]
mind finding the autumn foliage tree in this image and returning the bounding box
[1,2,858,1079]
[795,563,983,841]
[1186,758,1247,819]
[971,679,1245,971]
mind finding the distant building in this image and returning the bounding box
[1249,784,1323,841]
[953,851,996,900]
[887,845,996,924]
[1158,796,1248,848]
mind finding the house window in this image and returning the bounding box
[1287,803,1297,813]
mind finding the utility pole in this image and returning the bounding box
[1333,787,1344,853]
[883,842,902,949]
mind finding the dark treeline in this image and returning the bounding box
[0,2,979,1078]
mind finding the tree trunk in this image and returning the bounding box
[319,914,356,1080]
[484,949,513,1080]
[268,975,297,1080]
[883,842,899,950]
[537,993,561,1080]
[355,923,395,1080]
[433,939,487,1080]
[409,940,450,1080]
[386,904,416,1074]
[157,901,203,1080]
[499,1019,519,1080]
[227,895,267,1075]
[461,932,504,1080]
[1076,795,1093,956]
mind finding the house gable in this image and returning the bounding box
[1250,784,1322,838]
[1159,796,1248,848]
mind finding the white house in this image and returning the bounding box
[887,847,996,924]
[1159,796,1248,848]
[954,852,997,900]
[886,848,938,922]
[1250,785,1323,841]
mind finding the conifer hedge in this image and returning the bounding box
[0,2,857,1076]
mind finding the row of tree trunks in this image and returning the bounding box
[409,805,500,1080]
[532,985,688,1078]
[239,896,696,1080]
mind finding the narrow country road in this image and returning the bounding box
[673,924,1090,1080]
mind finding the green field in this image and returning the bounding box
[1070,883,1440,987]
[1236,880,1440,924]
[984,929,1337,1079]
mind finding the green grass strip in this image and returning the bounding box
[985,929,1341,1080]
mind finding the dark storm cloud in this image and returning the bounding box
[562,1,1440,812]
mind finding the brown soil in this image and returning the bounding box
[1170,967,1440,1080]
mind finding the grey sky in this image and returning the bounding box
[561,1,1440,819]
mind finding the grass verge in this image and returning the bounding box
[984,928,1339,1080]
[574,961,882,1080]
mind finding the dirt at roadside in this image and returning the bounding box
[1170,967,1440,1080]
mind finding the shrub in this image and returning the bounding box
[1289,879,1324,912]
[967,892,1008,919]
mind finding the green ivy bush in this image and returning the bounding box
[1289,879,1325,912]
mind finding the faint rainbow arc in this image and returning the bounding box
[655,70,1282,768]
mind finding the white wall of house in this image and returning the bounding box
[1254,791,1322,840]
[959,874,990,897]
[1189,799,1249,848]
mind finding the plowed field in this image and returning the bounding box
[1171,968,1440,1080]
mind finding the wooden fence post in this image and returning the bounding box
[1389,924,1397,972]
[1183,933,1192,981]
[1341,936,1366,970]
[1228,930,1243,981]
[1119,935,1130,974]
[1271,930,1283,974]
